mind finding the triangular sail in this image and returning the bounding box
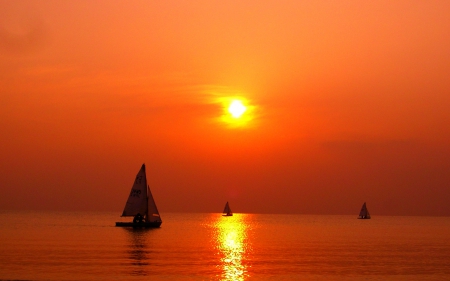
[223,202,232,215]
[121,164,148,217]
[146,185,162,222]
[358,202,371,219]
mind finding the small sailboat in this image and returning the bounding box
[222,201,233,216]
[358,202,371,219]
[116,164,162,228]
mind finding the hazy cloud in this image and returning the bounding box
[0,19,47,55]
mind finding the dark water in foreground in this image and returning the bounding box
[1,211,450,280]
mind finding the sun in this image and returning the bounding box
[228,100,247,118]
[213,94,256,128]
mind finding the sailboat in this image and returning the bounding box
[358,202,371,219]
[222,201,233,216]
[115,164,162,228]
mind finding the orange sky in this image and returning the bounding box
[1,0,450,216]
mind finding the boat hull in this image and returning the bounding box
[115,221,162,228]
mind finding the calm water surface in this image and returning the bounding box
[1,211,450,280]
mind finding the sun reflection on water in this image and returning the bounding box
[214,214,251,281]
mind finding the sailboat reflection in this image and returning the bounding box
[214,214,251,281]
[123,228,151,276]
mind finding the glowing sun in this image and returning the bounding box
[228,100,247,118]
[215,94,256,128]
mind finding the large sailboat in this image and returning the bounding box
[116,164,162,228]
[222,201,233,216]
[358,202,371,219]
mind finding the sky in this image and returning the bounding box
[1,0,450,216]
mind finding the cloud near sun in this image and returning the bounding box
[203,88,257,128]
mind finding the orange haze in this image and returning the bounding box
[1,1,450,216]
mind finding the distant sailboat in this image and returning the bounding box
[115,164,162,228]
[222,202,233,216]
[358,202,371,219]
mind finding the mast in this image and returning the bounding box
[145,185,149,220]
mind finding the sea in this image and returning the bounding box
[1,211,450,281]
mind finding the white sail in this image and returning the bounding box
[223,202,232,216]
[358,202,371,219]
[121,164,148,217]
[146,184,162,222]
